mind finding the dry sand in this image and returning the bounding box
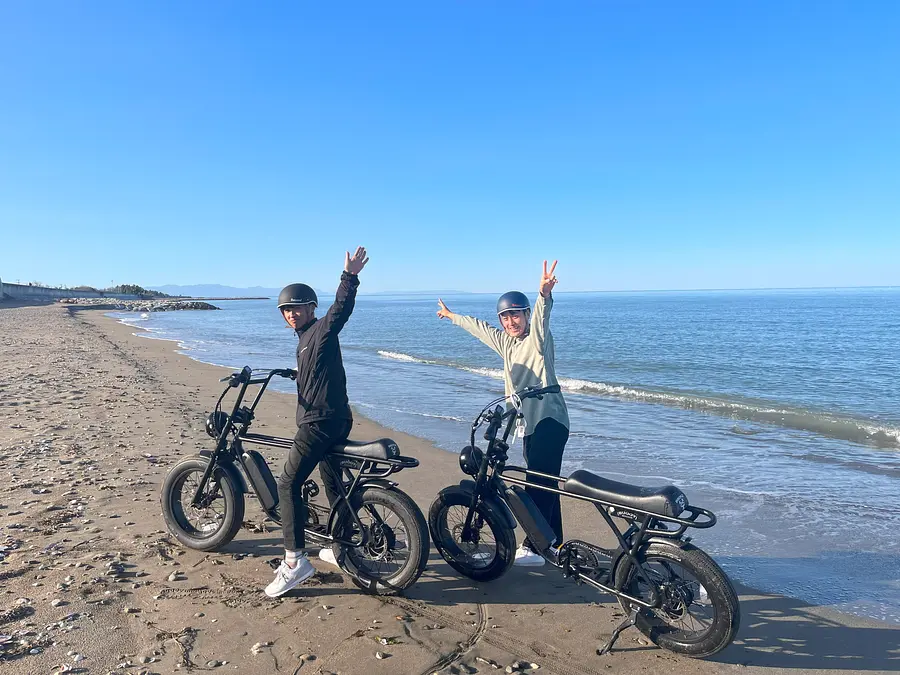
[0,303,897,675]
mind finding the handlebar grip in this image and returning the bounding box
[224,366,252,387]
[519,384,561,399]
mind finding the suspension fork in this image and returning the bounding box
[462,410,516,540]
[461,455,494,541]
[191,443,228,508]
[191,378,252,507]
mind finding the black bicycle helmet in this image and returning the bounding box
[458,445,485,476]
[496,290,530,316]
[205,411,229,438]
[277,283,318,310]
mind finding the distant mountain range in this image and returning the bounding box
[150,284,473,298]
[150,284,284,298]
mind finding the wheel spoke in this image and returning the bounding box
[442,505,497,568]
[175,469,225,537]
[629,557,716,640]
[345,498,412,579]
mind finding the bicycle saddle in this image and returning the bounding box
[564,470,687,517]
[332,438,400,460]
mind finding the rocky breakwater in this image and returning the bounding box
[58,298,220,312]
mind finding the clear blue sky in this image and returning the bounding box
[1,2,898,293]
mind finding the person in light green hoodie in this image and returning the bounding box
[437,261,569,567]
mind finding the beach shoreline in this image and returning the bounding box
[0,303,897,674]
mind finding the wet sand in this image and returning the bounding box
[0,303,897,675]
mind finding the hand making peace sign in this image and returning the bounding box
[539,259,558,298]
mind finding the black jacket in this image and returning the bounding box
[293,271,359,426]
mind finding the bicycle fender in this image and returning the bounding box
[645,536,689,549]
[439,480,518,531]
[355,478,399,491]
[198,450,248,494]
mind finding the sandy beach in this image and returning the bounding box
[1,302,897,675]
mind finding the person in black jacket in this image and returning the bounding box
[265,246,368,598]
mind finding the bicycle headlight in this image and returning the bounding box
[458,446,484,476]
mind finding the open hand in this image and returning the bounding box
[436,298,455,320]
[345,246,369,275]
[539,259,558,297]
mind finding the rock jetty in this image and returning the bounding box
[58,298,220,311]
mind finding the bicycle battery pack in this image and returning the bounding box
[504,484,556,552]
[242,450,278,510]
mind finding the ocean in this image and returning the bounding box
[110,287,900,623]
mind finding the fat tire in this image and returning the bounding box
[614,541,740,658]
[337,487,429,596]
[429,490,515,582]
[161,457,245,552]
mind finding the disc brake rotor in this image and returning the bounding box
[364,522,396,559]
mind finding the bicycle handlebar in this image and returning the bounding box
[471,383,563,448]
[220,366,296,387]
[517,384,561,399]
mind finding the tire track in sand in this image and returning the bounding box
[383,596,608,675]
[410,601,487,675]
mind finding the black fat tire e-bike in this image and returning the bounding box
[428,385,740,658]
[161,367,429,595]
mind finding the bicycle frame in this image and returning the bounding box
[190,367,419,548]
[460,388,716,609]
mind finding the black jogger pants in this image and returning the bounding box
[522,417,569,549]
[277,419,352,551]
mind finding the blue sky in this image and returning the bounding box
[1,2,898,293]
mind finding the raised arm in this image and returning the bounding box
[531,259,557,349]
[437,298,510,357]
[322,246,368,334]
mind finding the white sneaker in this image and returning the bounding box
[318,547,339,567]
[264,557,316,598]
[514,544,545,567]
[698,584,709,603]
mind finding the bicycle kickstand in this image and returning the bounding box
[597,606,639,656]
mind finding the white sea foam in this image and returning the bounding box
[377,350,429,363]
[460,366,505,380]
[374,353,900,449]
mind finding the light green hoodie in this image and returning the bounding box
[451,294,569,435]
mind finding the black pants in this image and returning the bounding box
[277,418,352,551]
[523,417,569,549]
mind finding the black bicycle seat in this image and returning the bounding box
[564,470,687,517]
[332,438,400,460]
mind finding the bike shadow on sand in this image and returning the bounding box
[218,534,899,670]
[712,552,900,671]
[404,551,900,671]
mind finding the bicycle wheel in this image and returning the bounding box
[334,486,429,595]
[161,457,244,552]
[429,490,515,582]
[613,541,740,657]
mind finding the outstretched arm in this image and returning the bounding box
[437,297,510,357]
[323,246,368,334]
[531,259,557,349]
